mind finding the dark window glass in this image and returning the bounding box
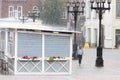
[116,0,120,17]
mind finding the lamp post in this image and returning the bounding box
[90,0,111,67]
[19,16,28,24]
[28,10,40,22]
[66,1,85,59]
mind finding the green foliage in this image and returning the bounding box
[48,57,54,62]
[37,0,65,25]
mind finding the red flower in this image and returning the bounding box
[31,56,37,59]
[23,56,29,59]
[58,56,60,59]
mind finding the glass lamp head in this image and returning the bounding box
[96,0,100,3]
[90,0,94,3]
[76,1,80,7]
[102,0,106,3]
[107,0,111,4]
[81,1,85,8]
[66,1,70,7]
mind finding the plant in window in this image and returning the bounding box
[48,57,54,62]
[22,55,30,59]
[31,56,37,61]
[57,56,60,59]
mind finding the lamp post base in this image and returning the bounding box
[95,57,104,67]
[95,46,104,67]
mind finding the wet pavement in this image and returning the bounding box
[1,48,120,80]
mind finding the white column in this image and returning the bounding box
[42,34,45,73]
[85,27,89,43]
[69,35,72,74]
[5,29,8,60]
[14,29,18,74]
[91,28,94,45]
[91,10,97,19]
[104,10,112,48]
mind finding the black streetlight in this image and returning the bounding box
[19,16,28,23]
[90,0,111,67]
[66,1,85,59]
[28,10,40,22]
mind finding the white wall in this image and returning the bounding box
[103,10,112,48]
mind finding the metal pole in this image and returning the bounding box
[66,1,85,59]
[74,13,77,45]
[19,16,28,24]
[90,0,111,67]
[33,13,35,22]
[73,10,78,59]
[96,7,103,67]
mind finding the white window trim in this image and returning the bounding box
[8,6,14,17]
[17,6,23,17]
[33,6,39,13]
[61,10,67,19]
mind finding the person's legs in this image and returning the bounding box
[77,55,80,65]
[78,55,82,65]
[79,55,82,64]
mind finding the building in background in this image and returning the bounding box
[84,0,113,48]
[0,0,38,18]
[113,0,120,48]
[0,0,85,47]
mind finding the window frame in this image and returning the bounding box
[17,6,23,17]
[8,6,14,17]
[33,6,39,13]
[116,0,120,18]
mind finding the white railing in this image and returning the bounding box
[17,57,42,73]
[4,54,14,72]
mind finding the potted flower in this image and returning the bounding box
[31,56,37,61]
[22,55,30,59]
[47,57,54,62]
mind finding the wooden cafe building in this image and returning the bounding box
[0,19,77,75]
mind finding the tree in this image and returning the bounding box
[37,0,65,25]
